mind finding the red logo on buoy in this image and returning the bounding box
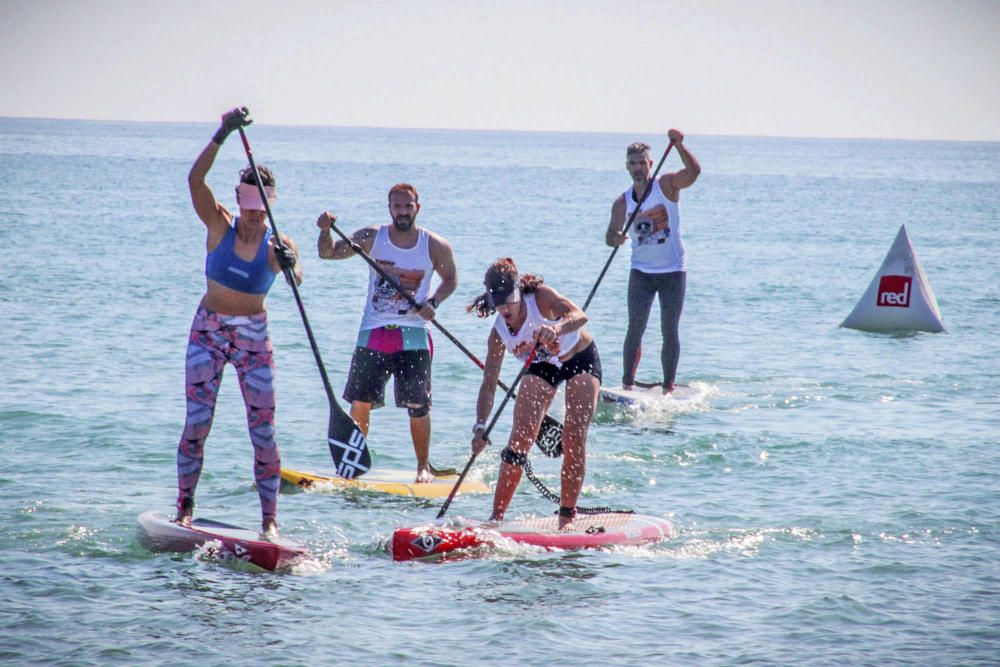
[877,275,912,308]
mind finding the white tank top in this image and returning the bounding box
[359,225,434,331]
[492,293,581,368]
[625,179,685,273]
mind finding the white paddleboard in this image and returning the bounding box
[595,382,706,417]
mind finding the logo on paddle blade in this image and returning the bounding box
[536,421,563,458]
[877,275,912,308]
[329,429,370,479]
[411,533,443,554]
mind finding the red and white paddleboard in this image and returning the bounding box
[391,512,674,562]
[136,511,308,571]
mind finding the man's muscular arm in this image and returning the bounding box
[316,212,377,260]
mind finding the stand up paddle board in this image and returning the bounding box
[391,512,674,561]
[596,382,706,417]
[280,467,490,499]
[136,511,308,571]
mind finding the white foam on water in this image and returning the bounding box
[596,381,717,426]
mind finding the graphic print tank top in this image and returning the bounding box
[625,180,685,273]
[358,225,434,331]
[492,293,581,367]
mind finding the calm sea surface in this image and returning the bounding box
[2,118,998,666]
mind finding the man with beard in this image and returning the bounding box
[316,183,457,482]
[605,129,700,394]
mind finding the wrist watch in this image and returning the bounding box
[427,297,439,309]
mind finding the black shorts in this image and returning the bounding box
[526,342,602,388]
[343,347,432,411]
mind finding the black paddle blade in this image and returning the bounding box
[535,415,563,458]
[327,409,371,478]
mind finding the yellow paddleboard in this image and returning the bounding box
[280,467,489,499]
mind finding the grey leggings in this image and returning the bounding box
[622,270,686,387]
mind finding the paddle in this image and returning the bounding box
[237,127,371,479]
[327,222,564,457]
[582,140,675,311]
[436,347,539,519]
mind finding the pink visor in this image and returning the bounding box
[237,182,276,211]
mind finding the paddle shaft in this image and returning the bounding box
[581,140,675,311]
[436,347,538,519]
[328,222,538,398]
[238,129,338,409]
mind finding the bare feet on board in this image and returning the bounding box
[174,497,193,527]
[262,517,279,540]
[558,507,577,530]
[415,464,434,484]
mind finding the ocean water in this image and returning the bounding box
[2,117,998,666]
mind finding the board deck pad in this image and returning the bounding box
[391,512,674,561]
[136,511,308,571]
[280,467,490,499]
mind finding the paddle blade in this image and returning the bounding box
[327,408,371,478]
[535,415,563,458]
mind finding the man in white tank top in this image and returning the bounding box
[316,184,458,483]
[605,130,701,394]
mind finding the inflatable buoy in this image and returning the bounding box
[841,225,945,333]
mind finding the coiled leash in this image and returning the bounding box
[501,447,632,516]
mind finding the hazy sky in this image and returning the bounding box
[2,0,998,140]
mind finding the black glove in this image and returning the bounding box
[212,106,252,145]
[275,244,297,270]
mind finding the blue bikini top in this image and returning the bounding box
[205,218,277,295]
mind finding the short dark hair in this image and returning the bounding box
[388,183,419,203]
[626,142,651,157]
[239,164,275,187]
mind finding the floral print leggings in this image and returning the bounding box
[176,306,281,522]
